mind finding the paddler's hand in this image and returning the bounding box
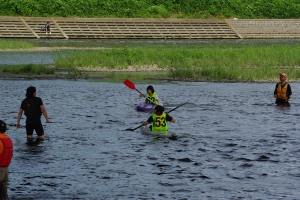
[140,93,145,97]
[16,123,20,128]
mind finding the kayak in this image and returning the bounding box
[136,103,155,112]
[140,126,178,139]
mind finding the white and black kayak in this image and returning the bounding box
[140,126,178,139]
[136,103,155,112]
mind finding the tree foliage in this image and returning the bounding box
[0,0,299,18]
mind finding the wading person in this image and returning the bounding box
[141,105,175,131]
[139,85,162,105]
[0,120,13,200]
[16,86,50,144]
[274,73,292,106]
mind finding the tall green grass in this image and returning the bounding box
[54,45,300,81]
[1,64,55,74]
[0,39,35,50]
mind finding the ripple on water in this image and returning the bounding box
[1,80,300,199]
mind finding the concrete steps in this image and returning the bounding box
[226,19,300,39]
[0,17,299,39]
[0,17,238,39]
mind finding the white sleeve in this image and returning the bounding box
[155,94,163,106]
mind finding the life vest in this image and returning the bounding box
[145,92,158,105]
[0,137,13,167]
[23,98,42,117]
[276,82,289,101]
[152,113,168,132]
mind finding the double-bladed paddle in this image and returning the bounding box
[125,101,189,131]
[123,79,156,104]
[124,79,144,97]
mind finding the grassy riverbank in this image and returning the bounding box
[54,45,300,81]
[0,39,35,50]
[0,64,55,74]
[1,0,299,19]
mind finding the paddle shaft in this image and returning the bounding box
[125,102,188,131]
[126,124,143,131]
[167,102,189,113]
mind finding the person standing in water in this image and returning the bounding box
[16,86,50,144]
[274,73,292,106]
[139,85,162,105]
[0,120,13,199]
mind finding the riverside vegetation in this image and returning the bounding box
[1,39,300,82]
[53,45,300,81]
[0,39,35,50]
[0,0,299,19]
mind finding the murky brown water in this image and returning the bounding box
[1,79,299,199]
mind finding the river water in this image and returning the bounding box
[1,78,299,199]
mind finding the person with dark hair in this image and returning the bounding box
[139,85,162,105]
[45,21,51,34]
[0,120,13,199]
[141,105,175,131]
[274,73,292,106]
[16,86,50,144]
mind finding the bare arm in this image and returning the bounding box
[166,113,176,123]
[142,121,149,126]
[16,109,23,128]
[40,105,50,123]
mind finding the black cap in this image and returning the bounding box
[0,120,7,132]
[155,105,165,112]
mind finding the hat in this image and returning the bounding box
[0,120,7,132]
[279,73,287,78]
[155,105,165,112]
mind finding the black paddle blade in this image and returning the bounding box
[125,128,135,131]
[125,124,143,132]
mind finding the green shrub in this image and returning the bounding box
[0,0,299,18]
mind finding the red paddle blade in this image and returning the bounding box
[124,79,136,90]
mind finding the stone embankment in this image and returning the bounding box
[0,16,299,39]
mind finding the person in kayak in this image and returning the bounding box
[16,86,50,144]
[141,105,175,131]
[274,73,292,106]
[139,85,162,105]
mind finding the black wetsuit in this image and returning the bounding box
[20,97,44,136]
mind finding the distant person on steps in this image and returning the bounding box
[45,21,51,34]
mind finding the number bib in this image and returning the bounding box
[152,113,168,132]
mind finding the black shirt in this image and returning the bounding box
[21,97,43,119]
